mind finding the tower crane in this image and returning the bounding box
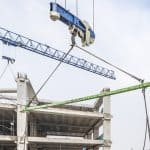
[0,27,115,80]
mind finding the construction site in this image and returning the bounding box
[0,73,111,150]
[0,0,150,150]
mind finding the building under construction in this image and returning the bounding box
[1,0,150,149]
[0,73,111,150]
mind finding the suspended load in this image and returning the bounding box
[50,2,95,47]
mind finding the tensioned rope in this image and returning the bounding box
[75,45,143,83]
[76,0,78,17]
[0,64,8,81]
[142,89,150,143]
[27,44,75,107]
[76,45,150,149]
[93,0,95,31]
[143,119,147,150]
[65,0,66,9]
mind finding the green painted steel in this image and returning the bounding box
[24,82,150,112]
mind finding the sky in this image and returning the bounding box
[0,0,150,149]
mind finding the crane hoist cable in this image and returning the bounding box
[62,0,77,16]
[75,45,143,83]
[0,64,9,81]
[76,0,78,17]
[27,44,75,107]
[92,0,95,31]
[65,0,66,9]
[143,119,147,150]
[142,88,150,143]
[0,63,16,83]
[8,64,16,81]
[0,56,16,82]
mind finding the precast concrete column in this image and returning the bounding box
[103,88,111,150]
[17,73,28,150]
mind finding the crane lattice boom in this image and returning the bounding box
[0,27,115,80]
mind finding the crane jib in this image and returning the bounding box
[0,27,116,80]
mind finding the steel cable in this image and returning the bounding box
[0,64,8,81]
[76,45,143,83]
[8,64,16,82]
[27,45,75,106]
[76,0,78,17]
[142,89,150,143]
[93,0,95,31]
[65,0,66,9]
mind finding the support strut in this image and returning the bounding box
[23,82,150,112]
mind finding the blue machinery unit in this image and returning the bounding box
[50,2,95,46]
[0,27,115,80]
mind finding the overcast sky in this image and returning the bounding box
[0,0,150,149]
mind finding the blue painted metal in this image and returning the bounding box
[50,2,95,39]
[0,27,116,80]
[2,56,15,64]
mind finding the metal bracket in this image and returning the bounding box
[2,56,15,64]
[103,113,112,120]
[103,140,112,147]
